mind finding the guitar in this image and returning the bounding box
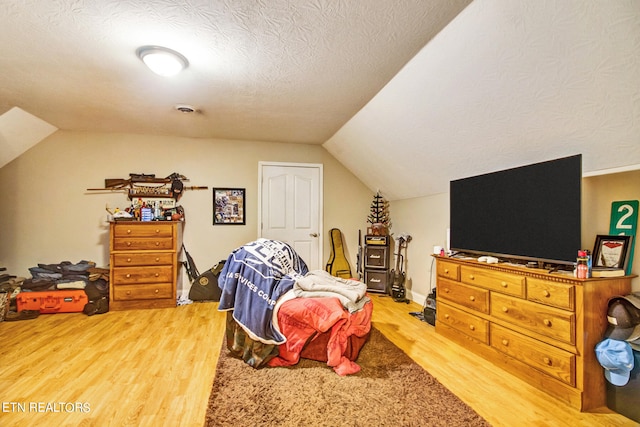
[390,234,411,303]
[325,228,353,279]
[356,230,363,280]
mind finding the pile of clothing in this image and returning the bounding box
[0,268,25,321]
[1,261,110,321]
[595,293,640,386]
[24,260,98,291]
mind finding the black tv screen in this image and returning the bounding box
[450,154,582,266]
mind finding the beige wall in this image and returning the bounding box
[0,131,373,296]
[392,170,640,304]
[3,132,637,302]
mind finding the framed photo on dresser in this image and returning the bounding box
[592,234,632,269]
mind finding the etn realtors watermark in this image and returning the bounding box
[2,401,91,413]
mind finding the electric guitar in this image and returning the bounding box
[390,234,411,303]
[325,228,352,279]
[356,230,363,280]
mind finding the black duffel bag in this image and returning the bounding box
[182,244,226,302]
[188,260,225,302]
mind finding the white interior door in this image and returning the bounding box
[259,162,323,270]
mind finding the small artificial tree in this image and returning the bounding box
[367,191,391,235]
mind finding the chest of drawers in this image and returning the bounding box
[109,221,182,310]
[435,256,633,411]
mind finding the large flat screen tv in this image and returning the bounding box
[449,154,582,266]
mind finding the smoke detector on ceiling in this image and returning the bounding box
[174,104,197,114]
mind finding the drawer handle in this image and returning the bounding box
[469,325,475,331]
[502,339,509,346]
[126,258,132,263]
[444,288,450,293]
[444,314,450,319]
[154,273,159,277]
[543,290,550,297]
[543,319,552,327]
[444,269,449,274]
[155,257,160,262]
[126,291,131,295]
[154,289,159,294]
[502,306,509,313]
[155,229,160,234]
[501,281,508,288]
[468,275,475,280]
[369,255,381,259]
[543,357,552,366]
[126,242,132,247]
[126,274,131,278]
[469,296,476,301]
[155,242,160,246]
[126,229,132,234]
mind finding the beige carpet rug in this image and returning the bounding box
[205,327,490,426]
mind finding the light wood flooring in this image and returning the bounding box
[0,294,637,426]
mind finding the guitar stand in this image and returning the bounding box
[390,235,412,304]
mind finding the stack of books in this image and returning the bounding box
[591,267,625,278]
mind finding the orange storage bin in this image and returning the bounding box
[17,290,88,313]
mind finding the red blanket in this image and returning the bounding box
[268,296,373,375]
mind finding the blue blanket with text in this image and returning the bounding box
[217,239,308,344]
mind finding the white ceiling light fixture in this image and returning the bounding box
[136,46,188,77]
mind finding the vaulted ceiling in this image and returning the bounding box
[0,0,470,144]
[2,1,639,200]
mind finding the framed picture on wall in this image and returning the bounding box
[592,234,632,269]
[213,188,246,225]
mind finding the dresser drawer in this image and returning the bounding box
[491,323,575,386]
[437,260,460,281]
[113,283,173,300]
[460,266,525,298]
[112,237,174,251]
[438,278,489,314]
[113,224,174,238]
[112,266,173,284]
[526,277,575,310]
[438,301,489,344]
[112,252,174,267]
[491,293,575,345]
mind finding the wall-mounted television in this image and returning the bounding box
[449,154,582,266]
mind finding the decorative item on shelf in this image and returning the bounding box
[91,173,201,222]
[367,191,390,235]
[87,172,208,201]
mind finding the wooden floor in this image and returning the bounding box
[0,295,636,426]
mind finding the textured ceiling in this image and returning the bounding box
[3,1,639,201]
[0,0,470,145]
[325,0,640,200]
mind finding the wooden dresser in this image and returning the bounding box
[109,221,182,310]
[435,256,633,411]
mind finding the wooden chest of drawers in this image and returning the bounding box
[435,256,633,411]
[109,221,182,310]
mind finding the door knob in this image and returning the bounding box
[309,233,318,237]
